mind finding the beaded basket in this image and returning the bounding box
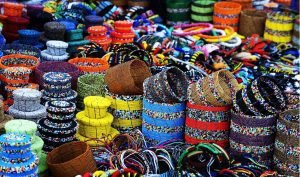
[1,44,41,59]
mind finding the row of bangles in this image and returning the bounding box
[74,132,279,177]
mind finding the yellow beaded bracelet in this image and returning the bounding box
[76,111,114,126]
[105,96,142,111]
[84,96,111,119]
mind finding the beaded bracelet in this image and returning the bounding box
[172,23,213,36]
[46,101,76,114]
[41,50,69,62]
[68,58,109,74]
[0,54,39,71]
[196,25,237,43]
[46,40,68,56]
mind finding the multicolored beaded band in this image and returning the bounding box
[274,156,300,176]
[46,101,76,114]
[43,72,72,86]
[0,155,38,176]
[38,118,77,136]
[0,133,31,147]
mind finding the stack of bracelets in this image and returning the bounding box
[8,88,46,122]
[274,109,299,176]
[0,133,39,177]
[13,29,43,49]
[3,17,30,43]
[143,67,188,103]
[230,76,286,167]
[213,2,242,32]
[3,67,39,110]
[191,0,216,23]
[106,91,143,134]
[178,143,230,176]
[111,21,135,45]
[38,100,77,152]
[186,70,238,148]
[5,119,48,174]
[253,0,270,10]
[76,96,119,147]
[165,0,190,25]
[292,15,299,47]
[105,59,152,95]
[1,44,41,59]
[142,99,185,146]
[0,100,13,133]
[3,2,24,17]
[41,40,69,62]
[41,22,66,41]
[68,57,109,75]
[77,74,106,110]
[41,72,78,104]
[85,15,104,30]
[35,61,80,90]
[86,26,112,51]
[264,12,294,43]
[0,54,39,81]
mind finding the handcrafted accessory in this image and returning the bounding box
[3,3,24,17]
[228,0,253,9]
[46,40,68,56]
[38,100,77,152]
[143,67,188,103]
[17,29,41,46]
[264,12,294,43]
[47,141,97,177]
[86,26,112,50]
[57,19,77,32]
[105,59,152,95]
[274,109,299,176]
[35,61,80,90]
[42,22,66,41]
[66,29,84,42]
[165,0,191,25]
[213,2,242,31]
[172,23,213,36]
[111,21,135,45]
[196,25,237,43]
[68,58,109,74]
[142,99,185,146]
[239,10,267,37]
[191,0,216,22]
[84,96,111,119]
[67,40,91,54]
[229,110,277,167]
[292,16,299,47]
[106,91,143,133]
[0,133,39,177]
[77,74,106,110]
[185,102,231,148]
[85,15,104,29]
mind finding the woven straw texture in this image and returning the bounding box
[239,10,267,37]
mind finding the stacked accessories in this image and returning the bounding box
[3,67,39,110]
[9,88,46,122]
[37,101,77,152]
[77,74,106,110]
[68,57,109,75]
[186,70,238,148]
[86,26,112,50]
[230,76,286,166]
[142,99,186,146]
[111,21,135,45]
[106,91,143,134]
[5,119,48,174]
[41,22,66,42]
[264,12,294,43]
[76,96,119,147]
[213,2,242,31]
[13,29,43,49]
[0,133,39,176]
[65,28,89,54]
[85,15,104,30]
[191,0,216,22]
[41,41,69,62]
[165,0,191,25]
[41,72,78,104]
[274,109,299,176]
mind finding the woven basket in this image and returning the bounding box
[105,59,151,95]
[239,10,267,37]
[47,141,97,177]
[1,44,41,59]
[35,61,80,90]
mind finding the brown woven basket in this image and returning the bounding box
[239,10,267,37]
[46,141,97,177]
[104,59,151,95]
[112,0,128,6]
